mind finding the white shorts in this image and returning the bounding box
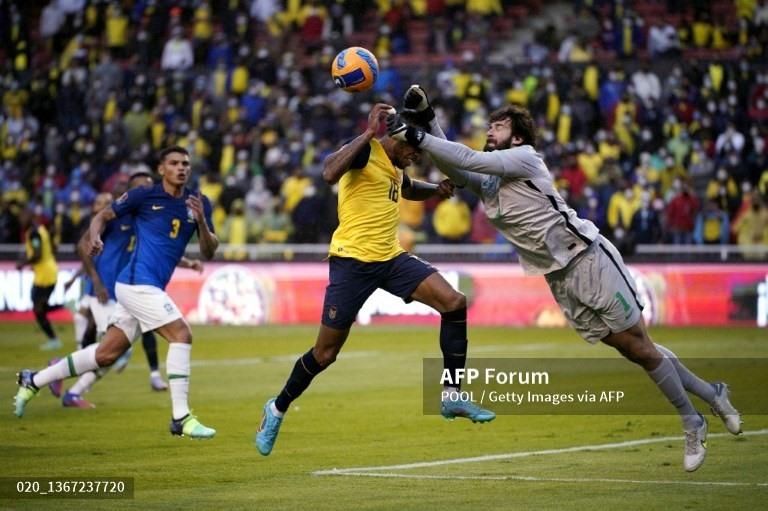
[111,283,183,339]
[78,294,94,311]
[90,297,117,335]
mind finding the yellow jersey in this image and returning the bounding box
[329,138,405,262]
[25,225,58,287]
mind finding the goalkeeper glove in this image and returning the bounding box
[401,84,435,130]
[386,114,426,148]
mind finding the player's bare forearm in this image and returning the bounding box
[86,207,116,256]
[78,232,102,285]
[322,129,375,185]
[178,256,204,273]
[64,266,84,291]
[402,179,453,201]
[196,225,219,261]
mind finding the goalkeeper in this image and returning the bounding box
[387,86,742,473]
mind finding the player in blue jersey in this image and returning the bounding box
[14,146,219,439]
[59,171,202,408]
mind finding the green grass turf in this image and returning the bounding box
[1,324,766,510]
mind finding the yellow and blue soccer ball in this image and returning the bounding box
[331,47,379,93]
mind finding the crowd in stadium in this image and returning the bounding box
[1,0,767,256]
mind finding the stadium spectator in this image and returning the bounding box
[222,198,248,260]
[733,198,768,258]
[648,22,681,57]
[0,0,766,257]
[259,198,292,243]
[694,199,731,244]
[629,192,662,245]
[706,168,741,214]
[666,183,700,244]
[161,27,194,71]
[432,195,472,243]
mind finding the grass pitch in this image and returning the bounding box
[1,323,767,510]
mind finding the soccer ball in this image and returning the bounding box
[331,47,379,93]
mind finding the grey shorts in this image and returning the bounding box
[545,236,644,343]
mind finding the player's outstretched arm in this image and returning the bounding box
[322,103,394,185]
[186,193,218,260]
[388,115,535,180]
[63,266,84,291]
[85,206,116,257]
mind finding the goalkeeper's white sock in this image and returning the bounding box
[167,343,191,420]
[647,357,701,431]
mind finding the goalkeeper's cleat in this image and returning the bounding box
[710,382,742,435]
[150,374,168,392]
[113,348,133,374]
[683,414,708,472]
[39,338,62,351]
[62,392,95,409]
[441,395,496,423]
[47,358,63,398]
[255,398,283,456]
[14,370,39,417]
[169,414,216,439]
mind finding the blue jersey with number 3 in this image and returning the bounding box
[113,184,213,289]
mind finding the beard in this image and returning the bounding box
[484,137,512,152]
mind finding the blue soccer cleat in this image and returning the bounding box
[255,398,284,456]
[14,370,39,418]
[441,395,496,423]
[169,414,216,439]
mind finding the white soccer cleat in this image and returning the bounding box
[710,382,742,435]
[150,374,168,391]
[683,414,708,472]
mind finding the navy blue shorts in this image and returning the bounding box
[322,253,438,329]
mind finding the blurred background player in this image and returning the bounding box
[63,267,97,352]
[16,208,62,351]
[388,87,742,472]
[255,103,494,456]
[15,146,218,439]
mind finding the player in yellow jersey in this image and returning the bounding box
[256,103,495,456]
[16,211,62,351]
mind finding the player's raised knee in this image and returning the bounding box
[313,347,339,367]
[448,291,467,312]
[95,344,121,367]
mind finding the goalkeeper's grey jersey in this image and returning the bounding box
[421,138,599,275]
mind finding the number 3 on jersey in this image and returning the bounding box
[388,179,399,203]
[169,218,181,238]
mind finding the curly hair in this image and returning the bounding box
[488,105,537,148]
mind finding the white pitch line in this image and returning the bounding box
[313,428,768,475]
[320,471,768,487]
